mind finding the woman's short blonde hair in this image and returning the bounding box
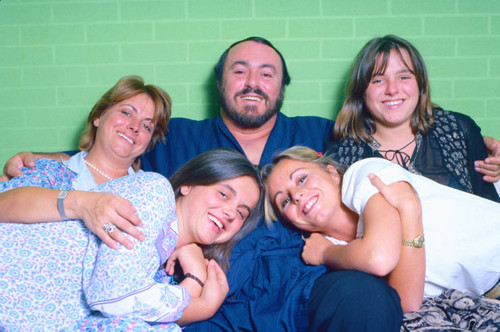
[79,75,172,170]
[261,146,345,226]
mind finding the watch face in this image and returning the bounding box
[403,235,424,247]
[415,235,424,247]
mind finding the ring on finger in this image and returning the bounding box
[103,222,116,234]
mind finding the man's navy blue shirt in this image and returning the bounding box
[141,113,335,331]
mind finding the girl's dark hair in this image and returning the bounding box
[169,148,264,271]
[334,34,435,143]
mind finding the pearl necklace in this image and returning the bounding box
[84,159,113,181]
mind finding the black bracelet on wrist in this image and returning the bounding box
[184,273,204,287]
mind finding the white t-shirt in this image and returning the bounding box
[338,157,500,297]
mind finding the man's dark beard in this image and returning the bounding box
[218,86,284,129]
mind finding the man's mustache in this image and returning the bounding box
[235,87,269,101]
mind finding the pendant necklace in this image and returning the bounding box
[84,159,113,181]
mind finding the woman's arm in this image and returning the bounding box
[165,244,207,296]
[303,176,426,313]
[176,259,229,325]
[1,151,70,181]
[0,158,75,223]
[455,113,500,201]
[369,175,425,313]
[0,186,144,249]
[0,187,61,222]
[83,172,191,323]
[303,193,402,276]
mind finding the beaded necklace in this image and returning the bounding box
[84,159,113,181]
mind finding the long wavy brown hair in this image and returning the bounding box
[334,35,436,143]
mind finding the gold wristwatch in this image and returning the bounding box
[402,235,425,248]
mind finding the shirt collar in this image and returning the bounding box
[64,151,136,191]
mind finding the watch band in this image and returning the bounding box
[57,190,69,220]
[402,235,425,248]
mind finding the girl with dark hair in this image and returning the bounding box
[328,34,500,202]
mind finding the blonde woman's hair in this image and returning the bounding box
[79,75,172,170]
[260,146,345,226]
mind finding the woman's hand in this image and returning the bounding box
[1,152,37,181]
[475,136,500,182]
[368,173,420,214]
[302,233,335,266]
[165,243,206,281]
[200,259,229,311]
[1,152,69,181]
[65,191,145,250]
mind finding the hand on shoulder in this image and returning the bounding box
[2,152,37,180]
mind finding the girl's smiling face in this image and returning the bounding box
[178,175,260,245]
[266,158,342,232]
[363,49,420,131]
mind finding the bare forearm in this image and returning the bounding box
[177,297,218,326]
[322,195,402,276]
[386,208,425,313]
[322,236,399,277]
[0,187,62,222]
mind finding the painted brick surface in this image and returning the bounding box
[0,0,498,167]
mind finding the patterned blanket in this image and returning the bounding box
[402,289,500,331]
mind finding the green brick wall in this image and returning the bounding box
[0,0,499,167]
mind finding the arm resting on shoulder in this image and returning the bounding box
[1,151,70,181]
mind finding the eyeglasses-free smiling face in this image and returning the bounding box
[93,93,156,164]
[177,175,260,245]
[363,49,420,131]
[219,40,284,128]
[266,158,342,232]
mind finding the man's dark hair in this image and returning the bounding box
[214,36,291,88]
